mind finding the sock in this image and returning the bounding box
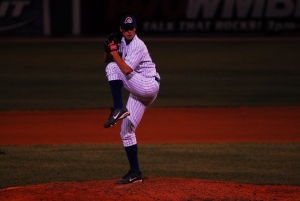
[108,80,123,109]
[125,144,141,174]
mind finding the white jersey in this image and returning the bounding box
[105,34,160,147]
[119,35,160,79]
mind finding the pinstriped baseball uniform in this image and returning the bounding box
[105,34,160,147]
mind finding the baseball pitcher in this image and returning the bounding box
[103,15,160,184]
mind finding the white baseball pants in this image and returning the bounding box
[105,62,160,147]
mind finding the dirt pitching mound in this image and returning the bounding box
[1,178,299,201]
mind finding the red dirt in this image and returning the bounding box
[1,178,299,201]
[1,107,300,145]
[1,107,300,201]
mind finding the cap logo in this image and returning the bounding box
[124,17,133,24]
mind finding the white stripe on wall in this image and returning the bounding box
[42,0,51,36]
[72,0,81,36]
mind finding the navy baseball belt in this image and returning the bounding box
[154,77,160,83]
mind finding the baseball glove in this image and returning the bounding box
[103,32,122,63]
[104,32,121,53]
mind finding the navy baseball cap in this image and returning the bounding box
[120,15,137,30]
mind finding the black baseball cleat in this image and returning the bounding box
[104,107,130,128]
[116,171,143,185]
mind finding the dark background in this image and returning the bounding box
[0,0,299,37]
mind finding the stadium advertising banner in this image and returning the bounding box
[103,0,300,35]
[0,0,50,36]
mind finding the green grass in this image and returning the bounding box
[0,40,300,110]
[0,143,299,188]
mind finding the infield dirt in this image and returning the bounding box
[1,107,300,144]
[1,178,299,201]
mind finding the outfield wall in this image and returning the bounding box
[0,0,300,37]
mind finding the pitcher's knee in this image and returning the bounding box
[105,62,119,74]
[105,62,121,81]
